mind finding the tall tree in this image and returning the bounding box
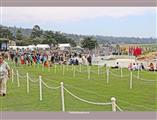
[81,37,98,50]
[16,29,23,40]
[43,31,57,46]
[31,25,43,38]
[0,26,13,39]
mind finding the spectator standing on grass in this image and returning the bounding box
[87,54,92,66]
[140,63,145,70]
[14,52,19,66]
[0,54,11,96]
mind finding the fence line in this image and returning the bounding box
[41,80,61,89]
[118,99,155,111]
[28,76,39,83]
[41,78,59,84]
[14,68,156,111]
[133,75,157,82]
[115,104,123,112]
[64,84,108,98]
[10,64,155,111]
[64,87,112,105]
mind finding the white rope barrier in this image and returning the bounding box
[41,80,61,90]
[90,70,99,74]
[28,76,39,83]
[11,69,14,83]
[42,77,60,85]
[133,75,157,82]
[64,87,112,105]
[109,70,130,78]
[109,71,122,78]
[118,99,155,111]
[18,74,27,79]
[64,84,107,97]
[75,69,88,73]
[115,104,123,112]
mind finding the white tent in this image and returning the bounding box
[36,44,50,49]
[28,45,36,50]
[9,46,28,50]
[58,43,71,50]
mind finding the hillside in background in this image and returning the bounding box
[1,25,156,44]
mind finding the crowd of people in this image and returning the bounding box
[128,62,157,71]
[9,48,93,67]
[0,48,157,97]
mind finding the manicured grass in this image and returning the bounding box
[1,61,157,111]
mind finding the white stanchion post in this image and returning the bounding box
[16,70,20,87]
[67,64,69,71]
[55,64,57,74]
[26,73,29,94]
[88,66,91,80]
[72,64,74,70]
[111,97,116,112]
[106,68,109,84]
[79,64,82,72]
[137,69,140,79]
[39,76,43,101]
[98,65,100,76]
[60,82,65,112]
[121,67,123,78]
[73,66,76,78]
[63,65,65,75]
[60,64,62,71]
[130,72,133,89]
[12,69,14,83]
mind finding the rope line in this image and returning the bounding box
[41,80,61,89]
[115,104,123,111]
[133,75,157,82]
[18,74,26,79]
[28,77,38,83]
[64,87,112,105]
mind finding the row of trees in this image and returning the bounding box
[0,25,98,50]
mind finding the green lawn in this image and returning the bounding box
[1,61,157,111]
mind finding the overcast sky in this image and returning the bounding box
[0,7,156,38]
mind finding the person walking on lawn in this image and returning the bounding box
[0,54,11,96]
